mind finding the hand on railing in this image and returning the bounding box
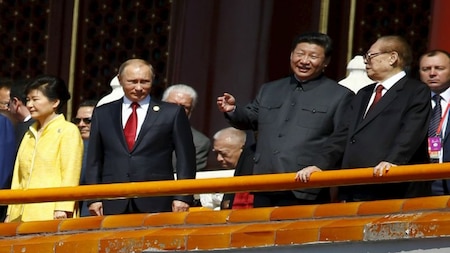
[89,202,103,216]
[172,200,189,212]
[295,166,323,182]
[373,161,397,177]
[54,210,70,219]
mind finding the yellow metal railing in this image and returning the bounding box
[1,163,450,205]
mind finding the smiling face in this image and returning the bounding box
[290,42,329,81]
[419,51,450,94]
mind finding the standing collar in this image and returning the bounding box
[291,74,326,91]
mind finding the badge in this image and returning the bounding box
[428,136,442,160]
[153,105,160,112]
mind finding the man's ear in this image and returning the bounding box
[390,51,399,66]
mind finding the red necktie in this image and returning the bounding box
[124,102,138,150]
[368,84,384,111]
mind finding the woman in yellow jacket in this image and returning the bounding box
[5,75,83,222]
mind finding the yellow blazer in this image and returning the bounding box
[8,114,83,222]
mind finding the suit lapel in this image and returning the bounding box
[355,77,407,133]
[349,84,374,133]
[111,99,131,151]
[442,112,450,143]
[132,99,162,150]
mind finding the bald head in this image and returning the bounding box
[213,127,246,169]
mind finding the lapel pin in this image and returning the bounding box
[153,105,160,112]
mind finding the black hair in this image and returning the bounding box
[79,99,98,107]
[291,32,333,58]
[10,79,30,102]
[25,75,71,113]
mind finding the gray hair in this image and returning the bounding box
[213,127,246,146]
[162,84,198,109]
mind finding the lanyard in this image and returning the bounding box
[436,102,450,136]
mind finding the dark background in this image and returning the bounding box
[0,0,432,168]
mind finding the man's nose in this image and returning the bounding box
[429,68,437,76]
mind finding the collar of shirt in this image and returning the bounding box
[373,71,406,92]
[122,96,151,133]
[431,88,450,107]
[23,114,32,122]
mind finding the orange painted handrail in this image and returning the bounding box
[0,163,449,205]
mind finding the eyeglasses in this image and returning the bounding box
[73,117,92,124]
[363,51,390,62]
[0,101,10,109]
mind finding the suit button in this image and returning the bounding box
[312,109,316,113]
[291,102,295,106]
[350,139,356,144]
[273,150,279,154]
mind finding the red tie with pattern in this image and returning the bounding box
[124,102,138,151]
[368,84,384,112]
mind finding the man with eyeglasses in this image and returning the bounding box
[0,80,11,112]
[73,100,96,216]
[296,35,431,201]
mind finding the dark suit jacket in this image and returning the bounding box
[316,75,431,201]
[15,118,34,151]
[0,114,15,189]
[173,127,210,172]
[191,127,211,171]
[0,114,15,221]
[85,97,196,215]
[432,104,450,195]
[227,75,354,200]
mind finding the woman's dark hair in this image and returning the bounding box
[25,75,71,113]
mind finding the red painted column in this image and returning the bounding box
[429,0,450,51]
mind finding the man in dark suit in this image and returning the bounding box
[9,80,35,151]
[73,100,97,217]
[217,32,354,207]
[297,35,431,201]
[162,84,211,171]
[419,49,450,195]
[0,113,15,221]
[85,59,196,215]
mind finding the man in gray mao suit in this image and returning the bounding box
[217,32,354,207]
